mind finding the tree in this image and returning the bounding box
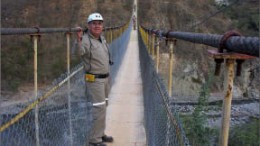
[183,74,216,146]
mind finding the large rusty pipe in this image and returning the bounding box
[141,26,259,57]
[165,31,259,57]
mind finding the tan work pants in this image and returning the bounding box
[86,78,109,143]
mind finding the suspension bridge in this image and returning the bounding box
[1,0,259,146]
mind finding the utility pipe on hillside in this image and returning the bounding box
[1,24,128,36]
[142,27,259,57]
[1,28,82,35]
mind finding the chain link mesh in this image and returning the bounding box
[109,22,132,86]
[0,65,91,146]
[138,30,190,146]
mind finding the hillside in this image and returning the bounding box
[1,0,133,93]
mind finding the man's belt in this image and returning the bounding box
[94,73,109,78]
[86,73,109,78]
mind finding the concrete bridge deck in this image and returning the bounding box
[105,26,146,146]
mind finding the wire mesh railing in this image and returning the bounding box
[109,22,132,85]
[0,21,131,146]
[139,27,190,146]
[0,64,89,146]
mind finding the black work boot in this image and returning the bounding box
[89,142,107,146]
[102,135,114,142]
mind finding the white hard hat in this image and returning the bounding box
[87,13,103,23]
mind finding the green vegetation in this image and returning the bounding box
[229,118,260,146]
[191,77,203,84]
[221,0,259,36]
[181,72,259,145]
[1,38,33,91]
[182,74,217,146]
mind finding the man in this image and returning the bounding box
[79,12,113,146]
[132,15,136,30]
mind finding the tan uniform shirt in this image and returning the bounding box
[80,32,110,74]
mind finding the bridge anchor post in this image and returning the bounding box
[66,32,73,146]
[30,34,41,146]
[167,39,176,97]
[155,36,160,73]
[151,32,155,58]
[208,50,255,146]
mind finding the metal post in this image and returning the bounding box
[117,28,119,38]
[166,39,174,146]
[140,27,143,40]
[120,27,122,40]
[144,30,147,49]
[120,27,122,41]
[104,29,108,41]
[66,33,73,146]
[149,32,152,54]
[143,28,146,45]
[32,35,40,146]
[152,34,155,58]
[146,31,149,53]
[110,29,113,43]
[156,37,160,73]
[116,28,119,55]
[219,59,235,146]
[115,29,117,39]
[207,49,255,146]
[149,32,152,55]
[168,41,174,97]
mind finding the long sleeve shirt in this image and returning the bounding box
[80,32,110,74]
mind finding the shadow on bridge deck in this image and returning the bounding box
[105,28,146,146]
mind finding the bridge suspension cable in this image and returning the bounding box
[141,26,259,57]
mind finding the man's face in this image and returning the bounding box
[88,20,103,38]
